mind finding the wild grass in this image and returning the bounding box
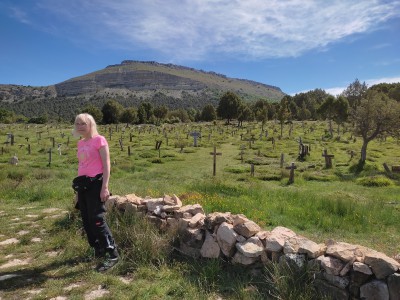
[1,120,400,299]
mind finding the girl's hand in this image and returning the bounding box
[100,187,110,202]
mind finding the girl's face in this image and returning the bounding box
[75,117,91,138]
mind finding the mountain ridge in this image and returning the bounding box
[0,60,286,120]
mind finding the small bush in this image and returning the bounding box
[225,166,248,174]
[150,158,163,164]
[7,170,25,181]
[139,151,155,158]
[33,169,53,180]
[356,176,393,187]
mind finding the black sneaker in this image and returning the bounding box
[96,257,119,272]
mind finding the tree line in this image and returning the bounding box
[1,80,400,165]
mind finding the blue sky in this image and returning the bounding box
[1,0,399,96]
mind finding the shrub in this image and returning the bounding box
[356,176,393,187]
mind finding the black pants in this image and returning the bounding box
[77,179,116,252]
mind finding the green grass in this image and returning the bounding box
[1,120,400,299]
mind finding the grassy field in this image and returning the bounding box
[0,120,399,299]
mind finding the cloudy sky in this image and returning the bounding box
[1,0,399,95]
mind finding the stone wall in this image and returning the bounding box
[107,193,400,300]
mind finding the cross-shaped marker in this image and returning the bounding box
[209,146,222,176]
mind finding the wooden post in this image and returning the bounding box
[128,145,131,156]
[280,153,285,168]
[286,162,297,184]
[250,163,255,177]
[48,148,52,167]
[28,144,31,155]
[209,146,222,176]
[322,149,334,168]
[119,138,123,151]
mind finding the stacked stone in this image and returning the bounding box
[107,194,400,300]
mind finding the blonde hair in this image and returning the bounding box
[72,113,99,138]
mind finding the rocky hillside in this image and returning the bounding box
[0,60,285,120]
[54,60,285,100]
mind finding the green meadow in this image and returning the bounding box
[0,120,399,299]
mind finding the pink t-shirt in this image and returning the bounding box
[77,135,108,177]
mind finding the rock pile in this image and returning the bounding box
[107,193,400,300]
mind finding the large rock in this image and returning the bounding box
[323,273,350,289]
[326,241,368,263]
[279,253,306,269]
[360,280,389,300]
[180,227,204,248]
[388,273,400,300]
[265,227,296,252]
[204,212,233,229]
[188,213,205,228]
[200,231,220,258]
[236,237,264,258]
[125,193,143,205]
[216,222,238,257]
[314,279,349,300]
[232,214,249,226]
[317,256,345,276]
[364,250,400,279]
[163,194,182,207]
[284,236,325,259]
[175,204,204,218]
[233,221,261,238]
[142,198,164,212]
[232,252,258,265]
[353,262,373,275]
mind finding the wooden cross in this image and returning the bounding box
[209,146,222,176]
[322,149,334,168]
[286,162,297,184]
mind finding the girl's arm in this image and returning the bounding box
[99,145,111,202]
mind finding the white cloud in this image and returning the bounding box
[12,0,400,61]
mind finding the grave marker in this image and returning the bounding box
[190,131,201,147]
[322,149,334,168]
[286,162,297,184]
[209,146,222,176]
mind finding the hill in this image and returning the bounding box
[0,60,285,120]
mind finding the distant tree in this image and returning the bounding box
[138,102,154,124]
[167,109,190,123]
[351,90,400,164]
[342,79,368,110]
[82,104,102,123]
[102,100,123,124]
[253,100,269,130]
[154,105,169,124]
[333,96,349,135]
[317,95,337,136]
[201,104,217,121]
[369,82,400,101]
[277,97,291,137]
[120,107,138,124]
[217,91,242,124]
[0,108,15,123]
[28,114,48,124]
[237,103,254,127]
[297,102,311,121]
[186,108,198,122]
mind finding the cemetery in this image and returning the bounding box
[0,120,400,299]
